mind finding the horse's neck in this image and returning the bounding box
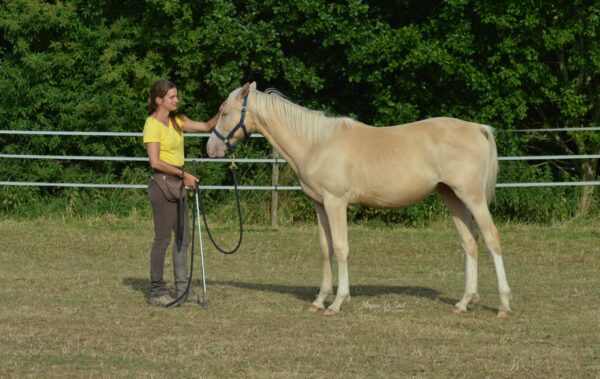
[256,118,309,175]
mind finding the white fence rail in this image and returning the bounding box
[1,130,599,189]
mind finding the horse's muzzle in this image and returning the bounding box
[206,134,227,158]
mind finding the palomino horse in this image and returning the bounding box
[207,82,512,317]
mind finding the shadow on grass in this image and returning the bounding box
[123,277,150,298]
[211,279,442,303]
[211,280,500,314]
[122,277,498,313]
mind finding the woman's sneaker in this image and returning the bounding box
[148,294,175,307]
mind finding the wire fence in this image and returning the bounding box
[2,128,598,225]
[1,129,599,189]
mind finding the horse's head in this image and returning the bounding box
[207,82,256,158]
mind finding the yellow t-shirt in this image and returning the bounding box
[143,116,185,167]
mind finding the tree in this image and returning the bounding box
[0,0,597,220]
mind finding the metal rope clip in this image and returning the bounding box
[229,154,237,170]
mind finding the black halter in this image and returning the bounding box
[211,95,251,153]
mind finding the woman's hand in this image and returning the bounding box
[181,109,221,133]
[183,171,199,189]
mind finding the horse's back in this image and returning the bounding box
[317,117,494,207]
[344,117,489,159]
[385,117,486,136]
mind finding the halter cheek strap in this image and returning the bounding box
[212,95,251,153]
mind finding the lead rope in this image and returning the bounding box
[166,182,198,308]
[198,157,244,255]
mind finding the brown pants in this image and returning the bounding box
[147,179,195,298]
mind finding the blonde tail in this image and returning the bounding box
[481,124,498,205]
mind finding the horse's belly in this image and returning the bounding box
[352,182,435,208]
[301,143,439,207]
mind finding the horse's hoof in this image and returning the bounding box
[452,307,464,314]
[324,308,337,317]
[308,305,322,313]
[497,310,511,318]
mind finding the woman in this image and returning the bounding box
[143,79,217,307]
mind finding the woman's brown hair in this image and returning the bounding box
[147,79,183,134]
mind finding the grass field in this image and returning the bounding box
[0,216,599,378]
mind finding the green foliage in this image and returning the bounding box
[494,161,582,222]
[0,0,598,223]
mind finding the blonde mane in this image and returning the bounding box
[250,89,356,145]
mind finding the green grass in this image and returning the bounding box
[0,216,599,378]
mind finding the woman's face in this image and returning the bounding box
[156,87,179,112]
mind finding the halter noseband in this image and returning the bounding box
[211,95,251,154]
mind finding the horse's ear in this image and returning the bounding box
[250,81,257,90]
[240,83,250,98]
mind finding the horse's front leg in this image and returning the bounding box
[309,202,334,312]
[322,195,350,316]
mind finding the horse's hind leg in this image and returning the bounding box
[471,204,511,316]
[309,202,334,312]
[437,184,480,313]
[458,192,512,317]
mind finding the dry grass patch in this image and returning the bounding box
[0,217,599,378]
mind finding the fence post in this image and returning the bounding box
[271,148,279,229]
